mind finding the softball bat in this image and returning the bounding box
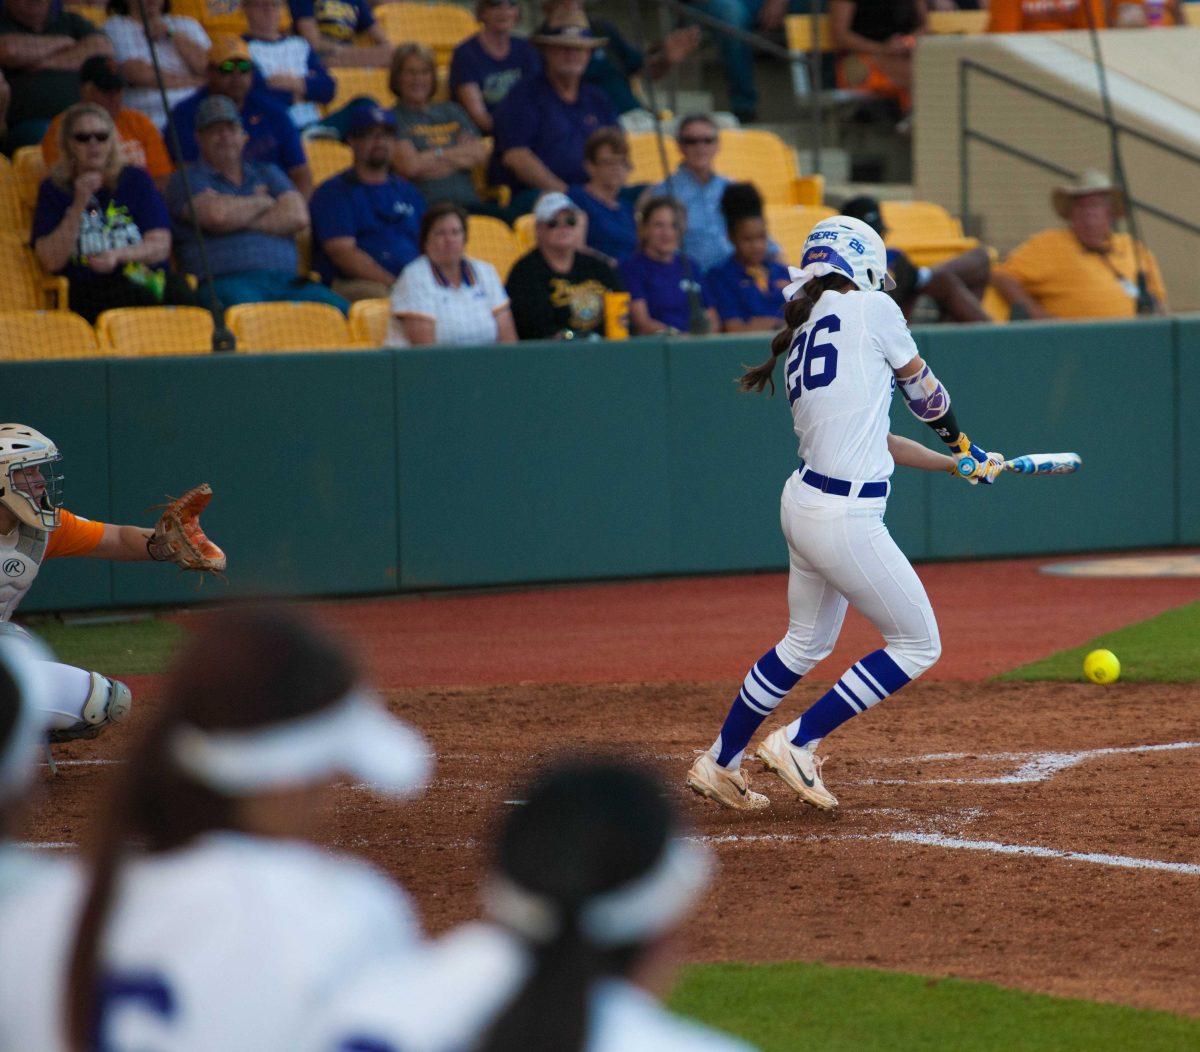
[956,452,1082,478]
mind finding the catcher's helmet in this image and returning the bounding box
[0,424,64,530]
[799,215,896,293]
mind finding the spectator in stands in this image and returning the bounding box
[42,55,173,190]
[992,170,1166,319]
[169,35,312,197]
[987,0,1106,31]
[0,0,112,151]
[704,182,790,332]
[543,0,700,117]
[829,0,925,116]
[651,115,732,272]
[289,0,391,68]
[388,201,516,347]
[243,0,334,130]
[450,0,541,135]
[310,100,424,303]
[104,0,209,130]
[492,9,618,212]
[167,94,346,311]
[621,195,716,335]
[506,191,623,340]
[33,102,191,322]
[390,43,491,213]
[686,0,784,124]
[842,193,991,323]
[568,126,638,264]
[1107,0,1183,25]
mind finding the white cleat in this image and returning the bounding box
[756,727,838,810]
[686,752,770,812]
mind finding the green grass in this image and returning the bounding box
[670,961,1200,1051]
[30,617,182,676]
[999,601,1200,684]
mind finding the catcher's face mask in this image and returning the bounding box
[3,456,64,531]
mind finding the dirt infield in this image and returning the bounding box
[18,554,1200,1018]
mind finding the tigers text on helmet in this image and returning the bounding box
[787,215,896,295]
[0,424,64,530]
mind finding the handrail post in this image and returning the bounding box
[808,1,823,176]
[958,59,970,237]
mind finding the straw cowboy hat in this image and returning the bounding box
[531,9,607,48]
[1052,170,1125,220]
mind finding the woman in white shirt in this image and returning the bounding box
[389,201,518,347]
[104,0,210,129]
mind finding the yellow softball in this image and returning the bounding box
[1083,649,1121,684]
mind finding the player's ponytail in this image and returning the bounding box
[66,608,359,1051]
[740,273,856,394]
[476,761,706,1052]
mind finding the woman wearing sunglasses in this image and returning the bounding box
[32,102,192,323]
[505,191,624,340]
[104,0,211,129]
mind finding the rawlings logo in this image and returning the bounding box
[2,558,25,577]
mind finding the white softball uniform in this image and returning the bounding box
[305,921,755,1052]
[774,289,940,681]
[0,832,421,1052]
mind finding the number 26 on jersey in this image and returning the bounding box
[786,315,840,405]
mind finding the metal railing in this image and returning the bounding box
[957,59,1200,240]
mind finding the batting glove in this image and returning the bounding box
[950,436,1004,486]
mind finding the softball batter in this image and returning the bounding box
[687,216,1003,812]
[0,423,224,744]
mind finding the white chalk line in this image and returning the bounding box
[16,841,76,851]
[38,758,119,768]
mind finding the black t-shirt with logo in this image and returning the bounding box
[505,248,624,340]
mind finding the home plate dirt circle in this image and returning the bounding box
[1041,552,1200,577]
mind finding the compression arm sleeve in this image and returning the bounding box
[897,364,963,446]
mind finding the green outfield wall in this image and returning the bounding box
[9,314,1196,613]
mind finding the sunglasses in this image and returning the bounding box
[546,214,578,228]
[215,59,253,73]
[72,130,111,144]
[679,135,717,146]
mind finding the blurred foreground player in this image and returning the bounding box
[0,424,224,745]
[0,606,432,1051]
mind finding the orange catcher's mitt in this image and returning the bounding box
[147,483,227,573]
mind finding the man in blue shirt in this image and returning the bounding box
[310,100,426,302]
[491,9,618,213]
[651,114,730,273]
[167,35,312,197]
[166,94,346,313]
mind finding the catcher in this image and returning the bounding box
[0,423,225,745]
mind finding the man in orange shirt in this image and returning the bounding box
[992,169,1166,320]
[41,55,172,189]
[0,423,218,745]
[988,0,1106,32]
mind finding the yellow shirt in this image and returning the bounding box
[994,227,1166,319]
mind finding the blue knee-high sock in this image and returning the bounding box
[787,648,911,748]
[711,647,802,768]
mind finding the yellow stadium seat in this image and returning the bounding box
[512,213,535,253]
[0,235,69,311]
[0,310,104,360]
[880,201,964,242]
[982,285,1010,323]
[96,306,215,356]
[784,13,837,52]
[304,139,353,187]
[927,9,989,33]
[326,68,396,114]
[764,204,836,265]
[70,3,107,24]
[717,129,824,206]
[374,3,478,63]
[226,301,356,352]
[1184,2,1200,25]
[627,131,680,186]
[13,147,46,214]
[348,298,391,347]
[467,214,520,280]
[895,238,982,268]
[0,163,26,240]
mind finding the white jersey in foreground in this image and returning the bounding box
[0,832,421,1052]
[306,921,757,1052]
[784,289,918,483]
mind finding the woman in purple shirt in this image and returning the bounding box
[449,0,541,134]
[619,195,718,335]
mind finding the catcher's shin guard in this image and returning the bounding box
[50,673,134,743]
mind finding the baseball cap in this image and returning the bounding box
[343,99,399,139]
[841,194,887,237]
[533,190,581,224]
[80,55,126,92]
[531,8,606,48]
[208,34,252,67]
[195,94,243,132]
